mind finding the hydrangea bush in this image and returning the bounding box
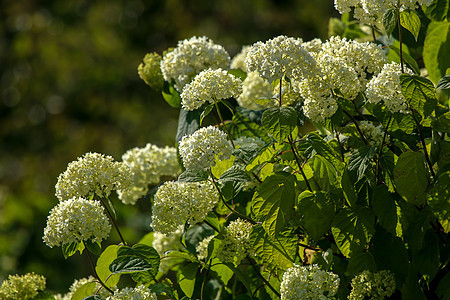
[2,1,449,299]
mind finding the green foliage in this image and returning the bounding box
[261,107,297,142]
[383,8,399,37]
[400,74,437,117]
[424,21,450,84]
[400,10,422,41]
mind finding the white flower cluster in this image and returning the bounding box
[179,126,233,170]
[151,180,219,235]
[280,264,340,300]
[160,36,231,92]
[196,235,215,260]
[273,78,301,106]
[55,152,132,201]
[106,285,157,300]
[231,45,251,72]
[43,197,111,248]
[245,35,316,83]
[366,62,413,113]
[152,226,184,273]
[138,52,164,90]
[117,143,181,205]
[56,276,113,300]
[302,38,323,54]
[237,71,274,110]
[181,68,243,110]
[359,121,389,145]
[334,0,432,25]
[234,136,266,149]
[0,272,46,300]
[217,219,253,266]
[348,270,396,300]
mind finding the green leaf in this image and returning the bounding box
[85,241,101,256]
[383,8,398,36]
[432,111,450,132]
[348,145,377,180]
[82,296,103,300]
[110,244,160,281]
[393,151,428,205]
[228,68,247,80]
[412,230,440,278]
[210,258,234,285]
[427,170,450,229]
[437,75,450,103]
[331,206,375,258]
[261,107,297,142]
[109,255,154,274]
[200,103,214,126]
[251,172,296,236]
[166,250,199,262]
[300,132,342,167]
[372,185,397,235]
[346,252,376,278]
[400,74,437,117]
[423,0,449,21]
[400,10,421,41]
[33,291,56,300]
[71,282,96,300]
[96,245,121,288]
[177,262,198,298]
[176,108,201,143]
[249,226,297,271]
[341,169,357,207]
[310,155,340,192]
[389,44,420,75]
[62,241,85,259]
[296,191,335,241]
[220,165,252,183]
[178,169,209,182]
[162,81,182,108]
[423,21,450,84]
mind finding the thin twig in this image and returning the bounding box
[99,198,126,245]
[397,4,404,73]
[288,135,312,191]
[410,109,436,178]
[247,256,281,298]
[83,241,115,295]
[376,115,392,184]
[343,109,368,145]
[215,101,235,148]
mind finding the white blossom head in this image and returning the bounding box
[359,121,389,146]
[237,71,274,110]
[181,68,243,111]
[366,61,414,113]
[117,144,181,205]
[230,45,251,72]
[179,126,233,170]
[217,219,253,266]
[138,52,164,90]
[55,152,132,201]
[273,78,301,106]
[280,264,340,300]
[245,35,317,83]
[349,270,396,300]
[196,235,215,260]
[151,180,219,235]
[160,36,231,92]
[106,285,157,300]
[43,197,111,248]
[302,38,323,54]
[0,273,46,300]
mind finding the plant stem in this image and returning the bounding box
[201,259,212,300]
[343,109,368,145]
[99,198,127,245]
[209,169,256,224]
[287,135,312,191]
[83,241,115,295]
[410,109,436,178]
[204,219,220,233]
[247,256,281,298]
[376,115,392,184]
[334,127,345,162]
[397,5,404,73]
[214,101,235,148]
[371,25,377,42]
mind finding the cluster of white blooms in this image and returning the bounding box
[348,270,396,300]
[152,226,184,273]
[160,36,231,92]
[43,197,111,248]
[237,71,274,110]
[179,126,233,170]
[0,273,46,300]
[151,180,219,235]
[280,264,340,300]
[196,235,215,260]
[138,52,164,90]
[55,152,132,201]
[273,78,301,106]
[321,36,388,88]
[106,285,157,300]
[234,136,266,149]
[55,276,113,300]
[245,35,316,83]
[366,62,413,113]
[117,143,181,205]
[217,219,253,266]
[359,121,389,145]
[181,68,243,110]
[231,45,251,72]
[302,38,323,54]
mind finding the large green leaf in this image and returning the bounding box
[178,169,209,182]
[372,185,397,235]
[251,172,296,236]
[341,168,357,207]
[175,108,201,142]
[249,226,297,271]
[437,75,450,103]
[210,258,234,285]
[393,151,428,205]
[71,282,97,300]
[400,74,437,117]
[62,241,85,259]
[296,191,335,241]
[389,44,420,75]
[261,107,297,142]
[310,155,341,192]
[96,245,120,288]
[162,81,182,108]
[423,21,450,85]
[432,111,450,132]
[383,8,398,36]
[427,170,450,231]
[423,0,449,22]
[348,145,377,180]
[331,206,375,258]
[346,252,376,278]
[177,262,198,298]
[400,10,422,41]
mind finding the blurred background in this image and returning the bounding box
[0,0,337,293]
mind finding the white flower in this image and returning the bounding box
[196,235,215,260]
[161,36,231,92]
[0,273,46,300]
[106,285,157,300]
[231,45,251,72]
[43,197,111,248]
[55,152,132,201]
[152,226,184,273]
[217,219,253,266]
[348,270,396,300]
[273,78,301,106]
[179,126,233,170]
[359,121,389,145]
[151,181,219,235]
[302,38,323,54]
[237,71,274,110]
[366,62,414,113]
[181,68,243,111]
[117,144,181,205]
[280,264,340,300]
[138,52,164,90]
[245,35,317,83]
